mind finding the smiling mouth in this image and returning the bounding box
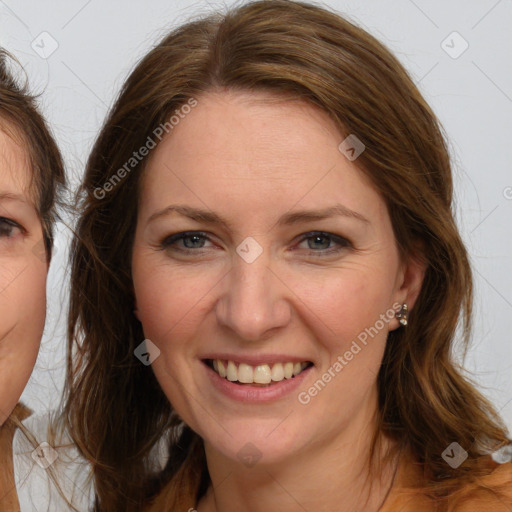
[204,359,313,387]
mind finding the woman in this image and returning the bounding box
[0,49,65,510]
[65,0,512,510]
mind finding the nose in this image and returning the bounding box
[215,248,291,342]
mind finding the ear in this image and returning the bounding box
[389,244,427,331]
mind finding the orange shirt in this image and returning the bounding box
[381,453,512,512]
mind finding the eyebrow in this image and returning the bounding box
[147,203,369,229]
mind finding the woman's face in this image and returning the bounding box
[132,91,423,466]
[0,127,47,425]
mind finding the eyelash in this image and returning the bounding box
[160,230,351,257]
[0,217,24,239]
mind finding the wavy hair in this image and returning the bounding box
[64,1,511,510]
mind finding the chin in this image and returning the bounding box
[199,419,306,468]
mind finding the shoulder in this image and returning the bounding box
[382,448,512,512]
[450,458,512,512]
[12,411,95,512]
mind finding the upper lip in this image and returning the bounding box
[201,353,314,366]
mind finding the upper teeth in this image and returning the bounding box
[212,360,309,384]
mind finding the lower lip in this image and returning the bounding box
[204,362,313,403]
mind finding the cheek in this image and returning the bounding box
[290,264,397,346]
[289,269,395,430]
[132,257,217,348]
[0,257,47,337]
[0,259,47,423]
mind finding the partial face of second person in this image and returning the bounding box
[0,125,47,425]
[132,90,424,467]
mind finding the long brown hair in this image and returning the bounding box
[65,1,511,510]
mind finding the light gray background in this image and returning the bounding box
[1,0,511,431]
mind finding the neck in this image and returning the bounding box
[198,397,401,512]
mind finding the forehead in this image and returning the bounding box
[167,90,340,164]
[0,121,34,201]
[140,90,384,221]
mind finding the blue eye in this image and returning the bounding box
[296,231,351,255]
[161,231,212,252]
[0,217,23,239]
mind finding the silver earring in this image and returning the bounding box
[396,303,408,326]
